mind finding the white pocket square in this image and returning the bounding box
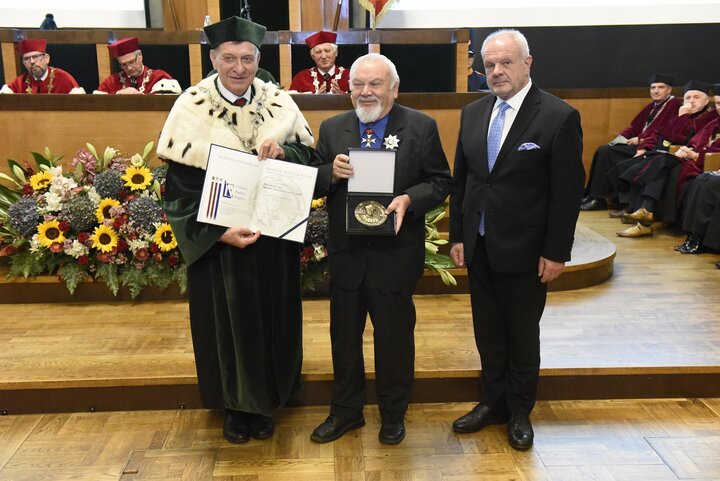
[518,142,540,151]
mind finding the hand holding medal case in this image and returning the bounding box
[346,148,396,235]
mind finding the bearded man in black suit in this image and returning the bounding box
[449,29,585,450]
[309,53,451,445]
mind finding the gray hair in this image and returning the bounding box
[311,43,338,56]
[480,29,530,60]
[350,53,400,89]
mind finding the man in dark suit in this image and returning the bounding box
[310,53,451,445]
[449,29,585,450]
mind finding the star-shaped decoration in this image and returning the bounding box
[383,134,400,150]
[362,134,377,148]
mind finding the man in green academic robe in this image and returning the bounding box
[157,16,315,444]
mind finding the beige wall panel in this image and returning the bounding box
[0,111,169,177]
[2,43,17,83]
[301,0,325,31]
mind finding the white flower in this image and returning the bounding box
[383,134,400,150]
[29,234,42,252]
[87,187,101,204]
[131,153,144,167]
[127,238,150,252]
[104,147,119,163]
[64,239,89,258]
[44,191,63,211]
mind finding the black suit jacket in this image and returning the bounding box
[450,84,585,272]
[315,104,451,293]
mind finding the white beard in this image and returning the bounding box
[355,100,383,124]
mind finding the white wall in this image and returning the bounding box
[0,0,146,29]
[377,0,720,28]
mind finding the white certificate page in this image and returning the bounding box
[197,144,318,243]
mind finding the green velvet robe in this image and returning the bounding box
[159,75,314,415]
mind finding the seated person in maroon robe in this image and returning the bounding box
[289,31,350,94]
[95,37,178,95]
[616,82,719,238]
[1,39,83,94]
[580,73,680,211]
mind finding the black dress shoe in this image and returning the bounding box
[674,235,692,251]
[508,413,534,450]
[716,260,720,269]
[223,409,250,444]
[580,198,608,211]
[452,404,508,433]
[678,234,704,254]
[379,422,406,445]
[310,415,365,443]
[249,414,274,440]
[580,195,591,205]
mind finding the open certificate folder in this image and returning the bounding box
[197,144,318,243]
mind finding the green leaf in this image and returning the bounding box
[143,141,155,160]
[10,163,26,184]
[58,262,91,294]
[85,143,99,161]
[0,184,22,208]
[0,172,22,188]
[95,263,120,295]
[31,151,55,171]
[120,266,148,299]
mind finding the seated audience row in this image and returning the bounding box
[0,37,178,95]
[0,31,354,96]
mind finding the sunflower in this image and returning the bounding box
[96,198,121,223]
[90,225,119,253]
[154,223,178,252]
[121,166,153,191]
[36,219,66,247]
[29,171,53,191]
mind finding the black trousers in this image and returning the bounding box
[468,235,547,415]
[586,144,636,198]
[328,278,416,423]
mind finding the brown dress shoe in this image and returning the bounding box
[617,223,653,238]
[621,208,654,226]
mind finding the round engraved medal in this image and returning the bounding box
[354,200,387,227]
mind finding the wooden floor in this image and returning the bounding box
[1,399,720,480]
[2,210,720,479]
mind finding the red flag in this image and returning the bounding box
[359,0,395,27]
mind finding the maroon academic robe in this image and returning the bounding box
[639,108,719,151]
[289,66,350,94]
[677,119,720,194]
[97,66,173,94]
[619,96,681,143]
[8,67,79,94]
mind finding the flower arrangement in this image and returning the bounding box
[299,199,456,292]
[301,197,329,292]
[0,143,187,299]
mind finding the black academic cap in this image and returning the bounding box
[647,73,674,86]
[709,83,720,96]
[683,80,711,94]
[203,16,267,49]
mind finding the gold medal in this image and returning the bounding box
[354,201,387,227]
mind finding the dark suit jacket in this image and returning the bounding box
[315,104,451,293]
[449,84,585,272]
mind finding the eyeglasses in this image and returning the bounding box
[118,52,140,69]
[22,53,47,63]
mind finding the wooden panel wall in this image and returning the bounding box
[0,94,651,183]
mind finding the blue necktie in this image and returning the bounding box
[487,101,510,172]
[480,101,510,236]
